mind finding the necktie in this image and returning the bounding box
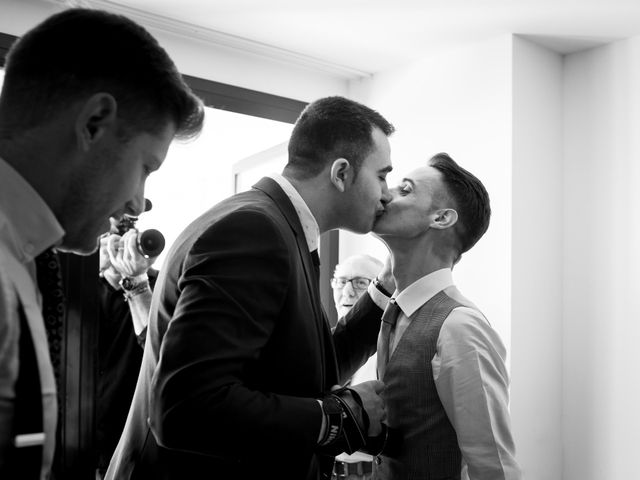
[377,299,400,380]
[310,249,320,280]
[35,248,66,389]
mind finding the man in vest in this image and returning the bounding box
[372,153,522,480]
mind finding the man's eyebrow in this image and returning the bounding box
[400,178,415,186]
[379,165,393,173]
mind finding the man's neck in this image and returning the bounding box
[0,130,68,216]
[386,237,452,293]
[283,172,335,234]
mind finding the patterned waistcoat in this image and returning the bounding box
[375,291,463,480]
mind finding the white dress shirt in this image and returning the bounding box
[391,268,522,480]
[0,157,64,479]
[268,173,319,252]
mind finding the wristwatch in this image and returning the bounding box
[118,273,149,300]
[372,277,392,297]
[319,394,344,446]
[119,273,146,290]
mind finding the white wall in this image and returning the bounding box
[511,36,564,480]
[357,32,640,480]
[348,35,568,480]
[348,35,514,357]
[144,29,348,102]
[0,0,61,33]
[0,0,348,102]
[563,37,640,480]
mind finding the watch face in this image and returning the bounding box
[121,277,135,290]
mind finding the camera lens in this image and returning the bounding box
[137,229,165,257]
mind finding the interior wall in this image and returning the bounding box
[348,35,514,356]
[0,0,61,32]
[511,36,564,480]
[349,35,568,480]
[0,0,349,102]
[148,30,348,102]
[563,37,640,480]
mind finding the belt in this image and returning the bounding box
[333,459,373,478]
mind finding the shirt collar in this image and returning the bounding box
[394,268,454,317]
[268,173,319,252]
[0,157,65,263]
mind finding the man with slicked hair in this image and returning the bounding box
[372,153,522,480]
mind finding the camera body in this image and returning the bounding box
[116,214,165,258]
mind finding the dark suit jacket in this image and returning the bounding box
[106,177,382,480]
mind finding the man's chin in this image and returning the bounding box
[57,245,98,256]
[57,237,100,256]
[371,222,387,235]
[372,212,389,233]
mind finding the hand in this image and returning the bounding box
[106,230,156,278]
[349,380,386,436]
[377,254,395,296]
[98,233,122,289]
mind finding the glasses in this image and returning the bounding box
[331,276,372,291]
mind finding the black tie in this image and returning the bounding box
[377,299,400,380]
[310,249,320,280]
[35,248,65,389]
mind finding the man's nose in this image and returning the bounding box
[125,194,149,217]
[342,282,357,295]
[381,185,393,206]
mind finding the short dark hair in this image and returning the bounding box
[285,96,394,179]
[429,153,491,260]
[0,8,204,141]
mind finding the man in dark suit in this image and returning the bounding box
[107,96,396,480]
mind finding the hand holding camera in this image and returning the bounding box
[99,207,165,290]
[105,229,157,280]
[115,214,165,259]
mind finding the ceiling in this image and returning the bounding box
[77,0,640,75]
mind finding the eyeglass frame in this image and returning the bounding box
[330,276,372,291]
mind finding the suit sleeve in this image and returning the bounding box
[332,293,384,385]
[149,209,322,461]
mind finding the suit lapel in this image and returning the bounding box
[252,177,334,383]
[252,177,320,301]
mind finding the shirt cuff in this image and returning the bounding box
[368,281,390,310]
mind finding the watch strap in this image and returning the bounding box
[373,277,392,297]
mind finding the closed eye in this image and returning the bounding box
[399,182,413,195]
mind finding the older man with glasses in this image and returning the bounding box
[332,254,384,321]
[330,253,384,480]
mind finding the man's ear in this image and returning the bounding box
[329,158,352,193]
[430,208,458,230]
[76,93,118,151]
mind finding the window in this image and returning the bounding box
[138,108,294,269]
